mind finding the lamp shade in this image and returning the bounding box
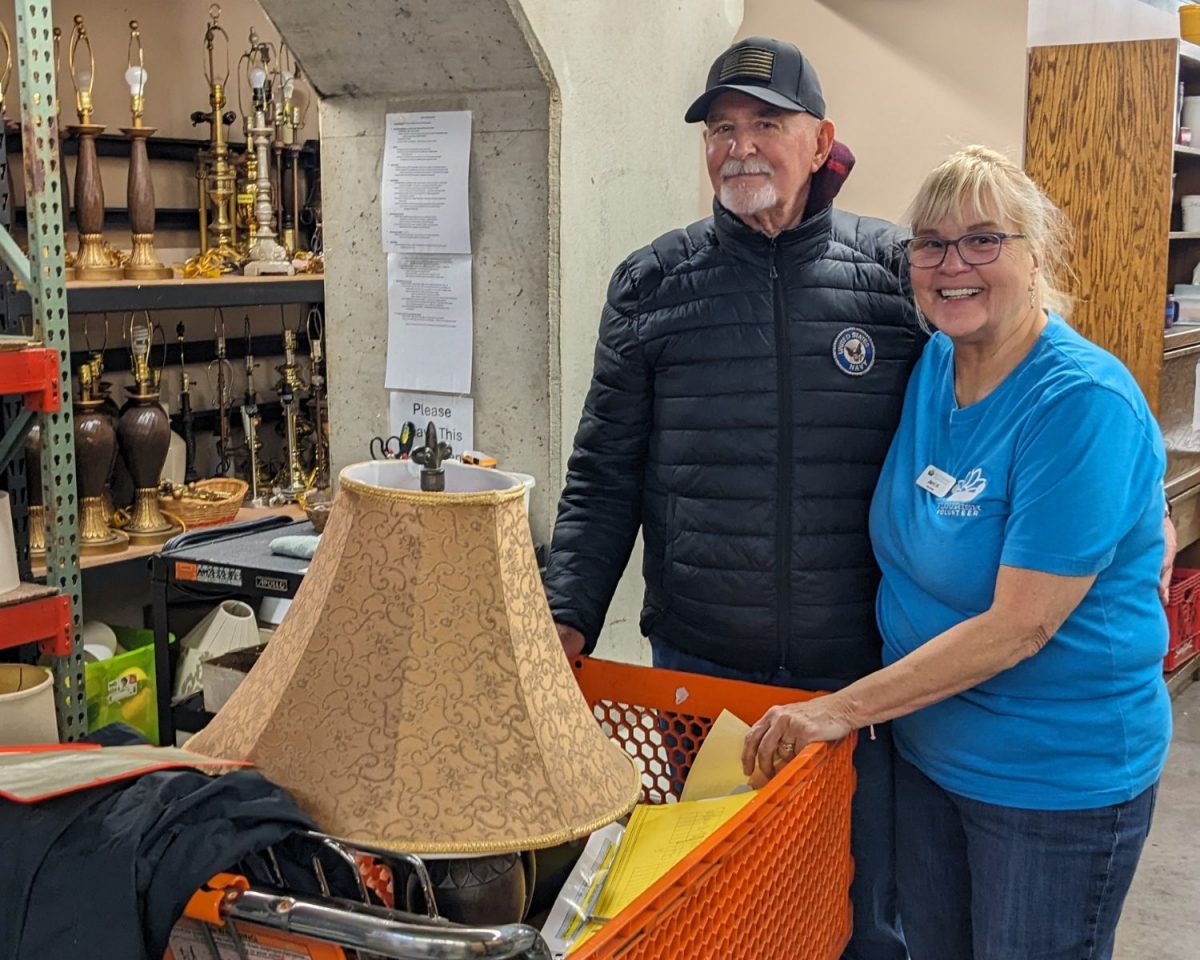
[188,461,641,855]
[175,599,261,699]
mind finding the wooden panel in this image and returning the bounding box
[1026,40,1177,412]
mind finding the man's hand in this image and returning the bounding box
[741,697,856,783]
[555,622,586,657]
[1161,513,1178,606]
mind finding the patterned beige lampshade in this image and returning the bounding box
[187,461,641,855]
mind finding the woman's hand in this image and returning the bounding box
[741,697,857,782]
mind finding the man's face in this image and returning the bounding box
[703,91,831,220]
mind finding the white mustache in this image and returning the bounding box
[720,158,774,177]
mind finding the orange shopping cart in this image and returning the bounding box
[567,657,857,960]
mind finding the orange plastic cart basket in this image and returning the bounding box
[569,656,856,960]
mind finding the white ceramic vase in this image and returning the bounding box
[174,599,260,699]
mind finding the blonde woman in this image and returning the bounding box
[744,146,1171,959]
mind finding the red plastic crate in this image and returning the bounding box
[1165,567,1200,672]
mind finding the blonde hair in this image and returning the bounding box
[905,145,1075,319]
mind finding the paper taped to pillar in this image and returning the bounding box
[389,390,473,453]
[187,460,641,855]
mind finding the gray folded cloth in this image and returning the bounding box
[269,534,321,559]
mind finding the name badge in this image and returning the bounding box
[916,465,956,497]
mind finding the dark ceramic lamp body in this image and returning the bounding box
[75,368,127,555]
[118,384,181,545]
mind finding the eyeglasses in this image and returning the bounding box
[904,232,1026,269]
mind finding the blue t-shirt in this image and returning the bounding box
[869,314,1171,809]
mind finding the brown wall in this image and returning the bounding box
[703,0,1030,225]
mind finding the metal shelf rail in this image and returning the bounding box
[0,1,85,738]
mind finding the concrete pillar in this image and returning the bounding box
[258,0,740,663]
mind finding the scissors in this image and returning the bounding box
[370,421,415,460]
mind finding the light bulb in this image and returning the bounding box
[291,85,308,114]
[75,64,92,89]
[281,71,294,100]
[249,66,266,90]
[124,65,146,95]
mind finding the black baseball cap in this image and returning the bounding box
[685,36,826,123]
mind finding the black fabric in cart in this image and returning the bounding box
[0,764,323,960]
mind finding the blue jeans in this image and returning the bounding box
[895,754,1157,960]
[650,640,906,960]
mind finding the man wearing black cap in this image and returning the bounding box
[543,37,921,959]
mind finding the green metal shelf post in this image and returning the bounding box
[3,0,84,737]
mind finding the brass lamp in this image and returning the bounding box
[197,5,240,270]
[67,15,123,281]
[117,313,182,545]
[188,461,642,858]
[122,22,171,280]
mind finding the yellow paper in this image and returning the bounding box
[679,708,753,803]
[593,792,756,920]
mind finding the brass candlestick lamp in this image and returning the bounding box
[68,15,123,281]
[305,306,329,490]
[241,34,292,276]
[273,326,311,499]
[75,361,128,556]
[193,5,241,271]
[239,317,267,505]
[208,308,234,476]
[117,312,183,545]
[122,22,172,280]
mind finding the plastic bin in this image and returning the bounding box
[84,626,174,742]
[1165,567,1200,672]
[569,657,855,960]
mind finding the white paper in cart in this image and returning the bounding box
[541,822,624,958]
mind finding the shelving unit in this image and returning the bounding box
[0,583,70,657]
[8,273,323,315]
[0,2,325,739]
[1026,38,1200,540]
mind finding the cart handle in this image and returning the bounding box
[221,886,552,960]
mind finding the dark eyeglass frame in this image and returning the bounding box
[903,232,1026,268]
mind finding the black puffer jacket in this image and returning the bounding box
[545,201,924,682]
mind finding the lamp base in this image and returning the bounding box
[125,232,174,280]
[126,488,183,545]
[81,527,130,556]
[80,495,129,556]
[124,262,173,280]
[75,263,126,282]
[243,259,295,277]
[75,233,125,282]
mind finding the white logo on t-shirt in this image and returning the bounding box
[946,468,987,502]
[937,467,987,516]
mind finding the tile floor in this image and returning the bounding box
[1114,682,1200,958]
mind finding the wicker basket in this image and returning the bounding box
[158,478,248,529]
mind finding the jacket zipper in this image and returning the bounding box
[770,239,792,675]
